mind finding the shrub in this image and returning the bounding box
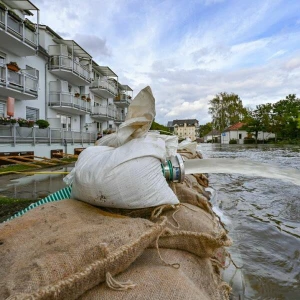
[36,119,49,129]
[244,137,255,144]
[229,139,237,144]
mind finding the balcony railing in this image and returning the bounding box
[0,64,38,98]
[114,93,132,106]
[49,55,91,83]
[115,113,126,123]
[49,92,92,112]
[90,78,118,96]
[0,125,96,146]
[0,9,37,48]
[92,105,116,119]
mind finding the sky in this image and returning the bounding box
[31,0,300,125]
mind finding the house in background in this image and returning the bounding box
[221,122,275,144]
[203,129,221,143]
[170,119,199,141]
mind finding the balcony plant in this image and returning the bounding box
[74,93,80,98]
[81,95,86,100]
[7,62,20,72]
[17,118,34,128]
[8,9,22,22]
[0,117,16,125]
[35,119,49,129]
[24,19,36,32]
[0,2,7,11]
[86,97,91,102]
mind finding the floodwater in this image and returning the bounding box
[198,144,300,300]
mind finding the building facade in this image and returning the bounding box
[169,119,199,141]
[0,0,133,158]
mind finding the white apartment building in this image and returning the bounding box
[0,0,133,159]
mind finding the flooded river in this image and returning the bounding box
[199,144,300,300]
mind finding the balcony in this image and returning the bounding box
[91,105,116,121]
[49,55,91,86]
[90,78,118,98]
[49,92,92,115]
[114,93,132,108]
[0,9,38,56]
[0,64,38,99]
[115,112,126,124]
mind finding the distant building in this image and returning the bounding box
[221,122,275,144]
[203,129,221,143]
[168,119,199,141]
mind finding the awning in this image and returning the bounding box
[120,84,133,92]
[2,0,39,10]
[53,39,92,59]
[94,66,118,77]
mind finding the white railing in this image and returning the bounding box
[0,125,96,146]
[49,92,92,112]
[91,78,118,96]
[0,64,38,95]
[115,113,126,123]
[49,55,91,82]
[92,105,116,118]
[0,9,37,47]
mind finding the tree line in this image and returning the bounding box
[200,92,300,142]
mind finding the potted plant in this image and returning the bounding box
[86,97,91,102]
[74,93,80,98]
[24,19,36,32]
[81,95,86,100]
[35,119,49,129]
[17,118,34,127]
[7,62,20,72]
[8,9,22,22]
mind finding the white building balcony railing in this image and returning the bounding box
[90,78,118,98]
[48,55,91,86]
[49,92,92,113]
[0,64,38,99]
[91,105,116,120]
[0,8,38,56]
[114,93,132,107]
[115,113,126,124]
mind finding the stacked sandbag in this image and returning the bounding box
[79,249,231,300]
[0,200,166,300]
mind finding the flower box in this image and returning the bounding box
[7,62,20,72]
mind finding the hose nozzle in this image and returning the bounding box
[162,154,185,183]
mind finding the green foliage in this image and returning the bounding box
[229,139,237,144]
[208,92,247,131]
[243,137,255,144]
[150,121,171,134]
[198,122,212,137]
[36,119,49,129]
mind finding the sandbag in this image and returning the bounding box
[79,249,231,300]
[69,134,179,209]
[0,199,166,300]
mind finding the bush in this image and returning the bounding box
[229,139,237,144]
[36,119,49,129]
[244,137,255,144]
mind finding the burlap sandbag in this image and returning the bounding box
[79,248,231,300]
[150,203,232,258]
[0,199,166,300]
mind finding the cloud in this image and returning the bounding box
[73,34,111,58]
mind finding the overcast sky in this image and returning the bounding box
[32,0,300,125]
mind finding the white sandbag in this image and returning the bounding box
[95,86,155,148]
[70,135,179,209]
[147,131,178,157]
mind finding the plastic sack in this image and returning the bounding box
[69,135,179,209]
[95,86,155,148]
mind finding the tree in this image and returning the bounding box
[198,122,212,137]
[208,92,247,131]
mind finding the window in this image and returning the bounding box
[0,102,5,117]
[56,114,71,130]
[239,133,242,139]
[26,106,39,121]
[0,52,6,67]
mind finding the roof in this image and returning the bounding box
[120,84,133,92]
[53,39,92,59]
[172,119,199,126]
[204,129,221,137]
[93,64,118,77]
[224,122,245,132]
[2,0,39,10]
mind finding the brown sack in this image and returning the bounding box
[79,248,230,300]
[0,199,166,300]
